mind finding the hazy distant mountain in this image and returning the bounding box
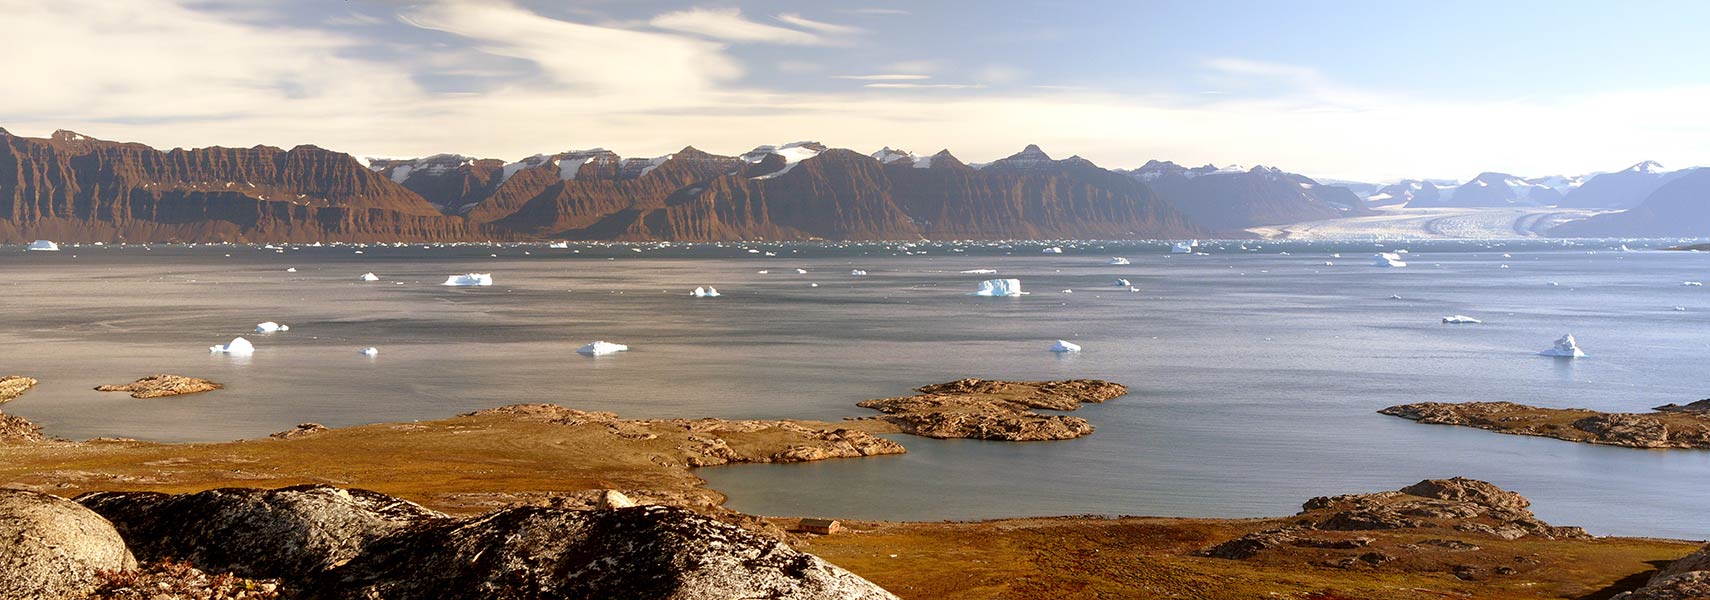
[1125,161,1371,231]
[1364,180,1457,207]
[1410,172,1565,208]
[1556,161,1689,209]
[1550,168,1710,237]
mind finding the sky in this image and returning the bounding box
[3,0,1708,182]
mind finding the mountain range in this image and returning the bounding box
[1,127,1704,242]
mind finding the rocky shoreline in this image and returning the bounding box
[1380,400,1710,449]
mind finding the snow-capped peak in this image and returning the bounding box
[871,147,916,164]
[746,141,826,179]
[1627,160,1665,174]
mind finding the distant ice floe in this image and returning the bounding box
[691,286,720,298]
[850,269,868,276]
[210,337,255,355]
[26,240,59,251]
[1372,253,1408,267]
[442,273,493,286]
[1171,241,1196,254]
[360,272,380,282]
[959,269,998,274]
[286,267,297,273]
[1041,247,1063,254]
[548,242,569,249]
[359,347,379,356]
[577,341,629,356]
[254,321,289,333]
[1107,257,1131,265]
[1050,340,1082,353]
[1539,334,1586,358]
[972,279,1026,297]
[1441,315,1482,324]
[756,270,769,274]
[795,268,808,274]
[1684,281,1704,287]
[1114,278,1131,287]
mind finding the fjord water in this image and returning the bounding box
[2,241,1708,538]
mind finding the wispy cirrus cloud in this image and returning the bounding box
[649,7,855,46]
[831,74,931,81]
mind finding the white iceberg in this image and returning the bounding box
[691,286,720,298]
[1372,253,1407,267]
[795,268,808,274]
[548,242,569,249]
[1539,334,1586,358]
[1170,241,1196,254]
[286,267,297,273]
[1107,257,1131,265]
[26,240,59,252]
[359,347,379,356]
[1683,281,1703,287]
[254,321,289,333]
[850,269,868,276]
[210,337,255,355]
[360,272,380,282]
[1441,315,1482,324]
[971,279,1026,297]
[577,341,629,356]
[1042,247,1063,254]
[959,269,998,274]
[1114,279,1131,287]
[1050,340,1081,353]
[442,273,493,286]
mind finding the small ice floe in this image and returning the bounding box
[577,341,629,356]
[1441,315,1482,324]
[1372,253,1407,267]
[1684,281,1704,287]
[972,279,1026,297]
[1539,334,1586,358]
[1389,294,1403,300]
[1060,289,1073,294]
[1107,257,1131,265]
[960,269,998,274]
[796,268,808,274]
[360,273,380,282]
[691,286,720,298]
[1674,306,1688,311]
[850,269,868,276]
[548,242,569,249]
[1324,261,1335,266]
[1502,253,1513,258]
[210,337,255,355]
[1049,340,1082,353]
[756,270,769,274]
[26,240,60,251]
[442,273,493,286]
[1171,241,1196,254]
[359,347,379,356]
[1548,282,1560,287]
[254,321,289,333]
[1500,264,1510,269]
[809,283,820,287]
[1114,278,1131,287]
[1042,247,1063,254]
[286,267,297,273]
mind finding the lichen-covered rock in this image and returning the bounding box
[307,505,899,599]
[94,374,223,398]
[1300,478,1587,540]
[77,485,446,580]
[0,413,45,442]
[268,422,328,439]
[1613,572,1710,600]
[0,489,136,599]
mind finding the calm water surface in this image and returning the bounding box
[2,239,1708,538]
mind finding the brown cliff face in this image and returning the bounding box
[0,130,480,243]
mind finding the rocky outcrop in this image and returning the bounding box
[1381,401,1710,448]
[77,485,446,579]
[1298,477,1587,540]
[75,485,897,599]
[0,375,35,403]
[86,559,281,600]
[94,374,222,398]
[1613,545,1710,599]
[268,422,328,439]
[0,376,42,442]
[0,489,136,599]
[857,378,1127,441]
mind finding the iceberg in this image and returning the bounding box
[442,273,493,286]
[1170,241,1196,254]
[691,286,720,298]
[795,268,808,274]
[1114,279,1131,286]
[971,279,1026,297]
[254,321,289,333]
[210,337,255,355]
[1372,253,1407,267]
[577,341,629,356]
[1683,281,1703,287]
[25,240,59,252]
[850,269,868,276]
[1441,315,1482,324]
[360,272,380,282]
[1041,247,1063,254]
[1050,340,1082,353]
[359,347,379,356]
[1107,257,1131,265]
[285,267,297,273]
[959,269,998,274]
[548,242,570,249]
[1539,334,1586,358]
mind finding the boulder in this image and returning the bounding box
[0,489,136,599]
[77,485,446,580]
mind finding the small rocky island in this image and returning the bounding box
[95,375,223,399]
[856,378,1127,441]
[1381,400,1710,448]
